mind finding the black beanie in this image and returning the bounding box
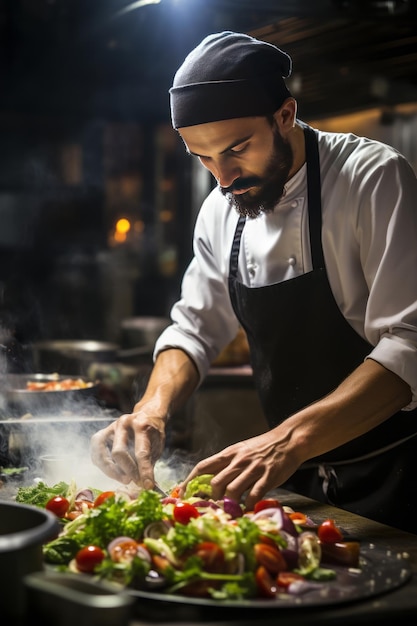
[170,31,293,129]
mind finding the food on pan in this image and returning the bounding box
[25,378,94,392]
[15,476,362,601]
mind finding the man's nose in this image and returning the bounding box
[212,161,241,190]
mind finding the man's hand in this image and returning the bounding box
[90,347,200,487]
[90,409,166,488]
[179,427,302,511]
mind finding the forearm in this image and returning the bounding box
[279,358,413,464]
[134,347,200,419]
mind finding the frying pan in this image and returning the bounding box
[0,373,99,415]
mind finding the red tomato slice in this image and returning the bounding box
[255,565,278,598]
[317,518,344,543]
[93,491,116,507]
[45,495,70,518]
[193,541,225,573]
[254,543,287,575]
[173,501,200,524]
[75,545,105,573]
[253,499,281,514]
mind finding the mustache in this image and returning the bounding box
[220,176,262,194]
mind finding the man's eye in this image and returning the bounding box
[231,144,248,154]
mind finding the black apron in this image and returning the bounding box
[228,123,417,534]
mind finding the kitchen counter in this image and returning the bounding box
[130,489,417,626]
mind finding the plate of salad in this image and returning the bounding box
[15,475,412,609]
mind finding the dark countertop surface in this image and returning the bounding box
[130,489,417,626]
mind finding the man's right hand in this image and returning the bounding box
[90,407,167,488]
[90,347,200,487]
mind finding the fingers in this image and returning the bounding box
[90,428,132,484]
[110,418,141,484]
[90,413,165,488]
[179,436,283,507]
[133,433,155,490]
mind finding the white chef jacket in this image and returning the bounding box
[154,128,417,409]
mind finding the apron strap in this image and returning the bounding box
[229,215,246,279]
[299,121,325,270]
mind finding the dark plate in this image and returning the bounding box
[128,544,411,610]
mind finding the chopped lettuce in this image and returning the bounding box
[183,473,214,499]
[15,480,71,508]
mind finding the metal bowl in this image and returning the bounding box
[0,373,99,416]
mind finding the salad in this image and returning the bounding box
[15,475,361,601]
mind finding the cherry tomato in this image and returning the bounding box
[93,491,116,507]
[65,510,82,521]
[151,554,171,573]
[276,571,305,589]
[317,518,343,543]
[45,495,70,518]
[253,499,281,514]
[109,539,141,563]
[193,541,225,573]
[254,543,287,575]
[255,565,278,598]
[319,541,360,568]
[288,511,308,525]
[169,486,181,498]
[75,545,106,573]
[173,501,200,524]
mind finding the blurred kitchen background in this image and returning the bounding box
[0,0,416,460]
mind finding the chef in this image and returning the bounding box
[91,31,417,534]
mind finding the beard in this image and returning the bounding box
[220,122,294,218]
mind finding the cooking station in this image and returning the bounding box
[1,484,417,626]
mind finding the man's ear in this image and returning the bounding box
[273,98,297,132]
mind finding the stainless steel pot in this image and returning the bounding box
[31,340,153,375]
[120,316,169,349]
[0,501,60,621]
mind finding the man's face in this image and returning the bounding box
[180,116,294,218]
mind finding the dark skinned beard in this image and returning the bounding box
[220,121,294,218]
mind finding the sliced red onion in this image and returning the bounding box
[143,520,172,539]
[281,513,298,537]
[75,488,94,502]
[251,506,285,527]
[107,536,137,553]
[161,497,179,505]
[193,500,220,509]
[280,548,299,570]
[107,536,151,564]
[221,497,243,519]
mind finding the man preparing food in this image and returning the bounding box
[91,31,417,533]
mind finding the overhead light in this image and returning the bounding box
[117,0,162,18]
